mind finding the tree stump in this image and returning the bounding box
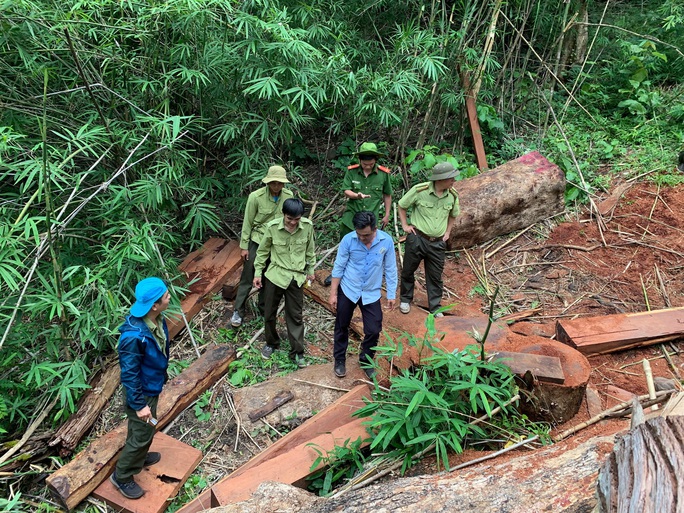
[449,151,566,249]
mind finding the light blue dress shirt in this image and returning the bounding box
[331,229,398,304]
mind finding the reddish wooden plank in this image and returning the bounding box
[461,72,488,171]
[491,351,565,384]
[556,307,684,355]
[93,432,202,513]
[211,417,370,506]
[168,238,242,339]
[177,384,371,513]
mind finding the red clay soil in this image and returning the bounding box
[431,183,684,428]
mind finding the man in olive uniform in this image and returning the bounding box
[398,162,460,316]
[253,198,315,367]
[231,165,294,327]
[324,142,392,286]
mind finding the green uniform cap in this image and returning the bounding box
[429,162,459,181]
[355,142,384,157]
[263,165,290,184]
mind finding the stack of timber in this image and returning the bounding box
[167,238,243,338]
[556,306,684,355]
[176,384,372,512]
[45,345,236,511]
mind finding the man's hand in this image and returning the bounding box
[442,232,450,242]
[356,192,371,199]
[241,249,249,260]
[403,224,416,235]
[386,299,396,310]
[253,276,262,289]
[136,405,152,422]
[329,292,337,310]
[381,215,389,229]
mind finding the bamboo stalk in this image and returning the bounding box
[643,359,658,411]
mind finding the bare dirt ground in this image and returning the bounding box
[85,179,684,510]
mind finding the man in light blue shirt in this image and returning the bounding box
[328,211,398,379]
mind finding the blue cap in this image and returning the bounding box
[130,277,167,317]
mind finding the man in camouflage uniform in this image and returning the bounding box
[324,142,392,286]
[231,166,293,327]
[398,162,460,316]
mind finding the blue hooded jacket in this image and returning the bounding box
[118,314,170,411]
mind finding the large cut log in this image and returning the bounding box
[168,238,243,339]
[205,434,618,513]
[48,362,120,456]
[555,306,684,355]
[449,151,566,249]
[46,344,236,511]
[177,384,371,513]
[596,415,684,512]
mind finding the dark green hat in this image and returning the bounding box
[429,162,459,181]
[355,142,384,157]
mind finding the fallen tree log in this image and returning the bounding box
[206,433,617,513]
[48,361,120,456]
[46,344,236,511]
[449,151,566,249]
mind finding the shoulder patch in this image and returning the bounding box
[415,183,430,192]
[449,187,459,198]
[378,165,391,174]
[347,164,360,170]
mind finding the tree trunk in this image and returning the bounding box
[596,415,684,513]
[46,344,236,511]
[48,362,121,456]
[207,434,618,513]
[449,151,566,249]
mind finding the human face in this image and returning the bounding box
[359,154,377,173]
[434,177,455,192]
[268,181,285,196]
[355,225,377,246]
[284,214,301,232]
[154,291,171,313]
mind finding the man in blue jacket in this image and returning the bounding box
[328,211,397,379]
[110,277,171,500]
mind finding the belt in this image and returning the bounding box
[413,229,442,243]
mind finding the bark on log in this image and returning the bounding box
[206,434,616,513]
[596,416,684,513]
[48,362,121,456]
[449,151,566,249]
[46,344,236,511]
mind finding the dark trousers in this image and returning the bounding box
[333,289,383,365]
[400,233,446,313]
[234,240,266,317]
[263,277,305,358]
[116,395,158,481]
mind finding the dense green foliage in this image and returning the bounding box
[0,0,682,481]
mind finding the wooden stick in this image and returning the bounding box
[292,379,350,393]
[643,359,658,411]
[655,264,671,308]
[314,242,341,270]
[661,345,683,381]
[0,395,58,467]
[485,223,536,259]
[553,390,674,442]
[447,435,539,473]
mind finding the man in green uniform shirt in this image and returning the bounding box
[253,198,315,367]
[324,142,392,286]
[398,162,460,316]
[231,166,293,327]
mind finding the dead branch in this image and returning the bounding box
[0,396,58,468]
[447,434,539,473]
[553,390,675,442]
